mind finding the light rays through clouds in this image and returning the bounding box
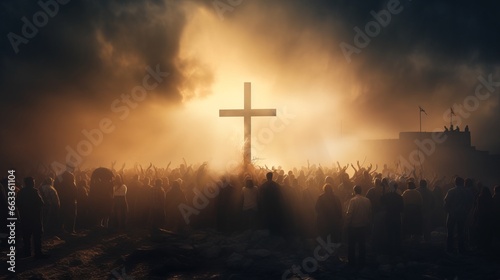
[1,0,499,171]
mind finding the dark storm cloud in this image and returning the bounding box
[0,0,213,168]
[0,0,191,103]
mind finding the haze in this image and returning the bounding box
[1,0,499,173]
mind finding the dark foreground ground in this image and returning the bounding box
[2,227,500,280]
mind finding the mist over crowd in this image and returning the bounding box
[3,159,500,269]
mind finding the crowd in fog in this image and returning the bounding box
[1,161,500,265]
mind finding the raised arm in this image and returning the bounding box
[351,163,358,174]
[111,161,117,173]
[119,163,126,176]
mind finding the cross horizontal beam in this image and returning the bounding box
[219,109,277,117]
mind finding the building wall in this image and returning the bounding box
[358,130,499,184]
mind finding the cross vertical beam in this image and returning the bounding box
[219,82,277,166]
[244,82,251,166]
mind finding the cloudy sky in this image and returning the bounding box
[1,0,499,170]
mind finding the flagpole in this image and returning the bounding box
[450,110,453,129]
[419,107,422,133]
[419,106,426,133]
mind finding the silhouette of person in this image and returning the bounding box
[301,177,320,238]
[17,177,48,258]
[149,178,166,231]
[137,177,153,228]
[381,181,404,255]
[402,181,423,241]
[338,173,353,207]
[432,183,446,228]
[89,168,114,228]
[464,178,477,249]
[366,178,385,251]
[281,175,301,235]
[492,186,500,241]
[39,177,60,235]
[315,183,343,245]
[474,186,494,252]
[76,178,89,230]
[127,174,142,226]
[165,179,187,232]
[366,178,384,214]
[241,178,259,230]
[346,185,372,267]
[56,171,77,233]
[112,175,128,230]
[216,179,237,233]
[259,172,285,235]
[417,179,435,243]
[444,176,473,253]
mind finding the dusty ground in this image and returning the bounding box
[2,227,500,280]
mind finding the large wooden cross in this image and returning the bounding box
[219,82,277,166]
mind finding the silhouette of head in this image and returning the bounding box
[155,178,163,188]
[172,180,181,190]
[62,171,75,183]
[342,173,350,182]
[24,177,35,188]
[283,176,290,186]
[245,179,254,188]
[381,178,389,187]
[325,176,334,185]
[419,179,427,188]
[464,178,473,188]
[390,181,398,191]
[43,177,54,186]
[407,181,416,190]
[455,176,464,187]
[266,172,273,181]
[323,183,333,194]
[353,185,362,195]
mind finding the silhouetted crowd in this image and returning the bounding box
[1,161,500,265]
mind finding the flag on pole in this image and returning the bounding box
[450,107,456,116]
[419,106,427,115]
